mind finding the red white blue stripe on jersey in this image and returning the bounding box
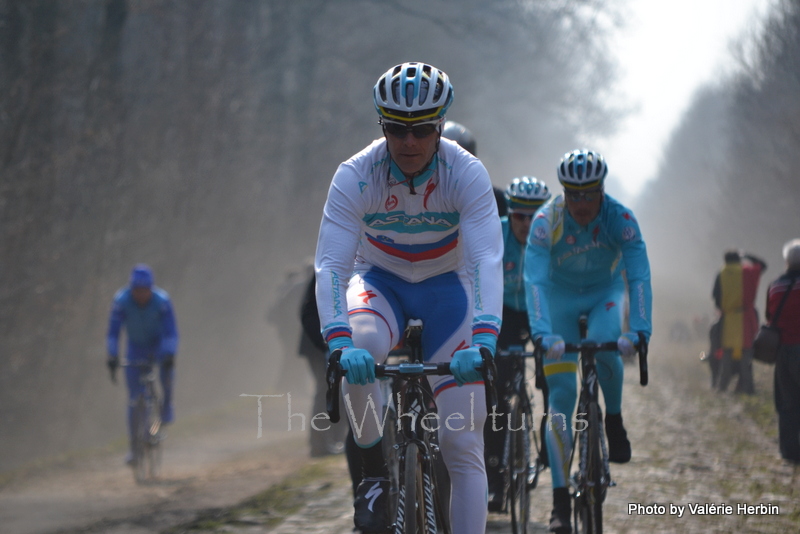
[472,324,500,337]
[324,327,352,344]
[366,231,459,262]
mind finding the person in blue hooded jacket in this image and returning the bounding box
[107,264,179,464]
[524,150,652,534]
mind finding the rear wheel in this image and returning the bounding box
[508,397,531,534]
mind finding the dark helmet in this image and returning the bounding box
[442,120,477,156]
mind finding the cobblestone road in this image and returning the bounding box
[173,342,800,534]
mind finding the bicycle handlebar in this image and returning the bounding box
[325,348,499,424]
[495,349,535,359]
[562,341,619,353]
[534,334,649,387]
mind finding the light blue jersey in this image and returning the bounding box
[524,194,652,340]
[501,217,527,312]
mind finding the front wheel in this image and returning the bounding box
[397,442,420,534]
[145,399,163,479]
[508,397,532,534]
[132,398,148,484]
[574,402,604,534]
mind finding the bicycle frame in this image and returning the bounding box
[535,316,648,534]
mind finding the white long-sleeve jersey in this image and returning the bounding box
[315,137,503,346]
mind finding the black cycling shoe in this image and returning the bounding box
[549,487,572,533]
[353,477,391,533]
[605,412,631,463]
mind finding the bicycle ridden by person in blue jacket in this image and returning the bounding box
[315,62,503,534]
[107,264,179,465]
[523,150,652,533]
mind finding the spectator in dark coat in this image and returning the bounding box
[765,239,800,464]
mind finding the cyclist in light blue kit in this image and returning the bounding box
[107,264,179,465]
[315,62,503,534]
[524,150,652,533]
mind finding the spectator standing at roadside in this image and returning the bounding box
[713,250,767,394]
[765,239,800,464]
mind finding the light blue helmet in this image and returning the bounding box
[557,149,608,189]
[373,62,454,123]
[505,177,551,214]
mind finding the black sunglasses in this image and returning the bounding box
[564,189,602,202]
[382,120,439,139]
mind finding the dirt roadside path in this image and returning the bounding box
[0,395,318,534]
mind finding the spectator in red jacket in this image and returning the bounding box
[713,250,767,394]
[765,239,800,464]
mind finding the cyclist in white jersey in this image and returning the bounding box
[315,62,503,534]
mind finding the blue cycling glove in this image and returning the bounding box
[539,334,565,360]
[339,347,376,386]
[451,347,483,386]
[617,332,640,358]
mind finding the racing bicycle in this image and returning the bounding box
[535,317,648,534]
[492,345,548,534]
[327,319,498,534]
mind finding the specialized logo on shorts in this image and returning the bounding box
[359,290,377,304]
[423,181,437,210]
[385,194,398,211]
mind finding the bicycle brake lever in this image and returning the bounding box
[478,347,498,415]
[326,349,343,423]
[637,332,649,386]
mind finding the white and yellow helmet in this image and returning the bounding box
[557,149,608,190]
[373,62,454,123]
